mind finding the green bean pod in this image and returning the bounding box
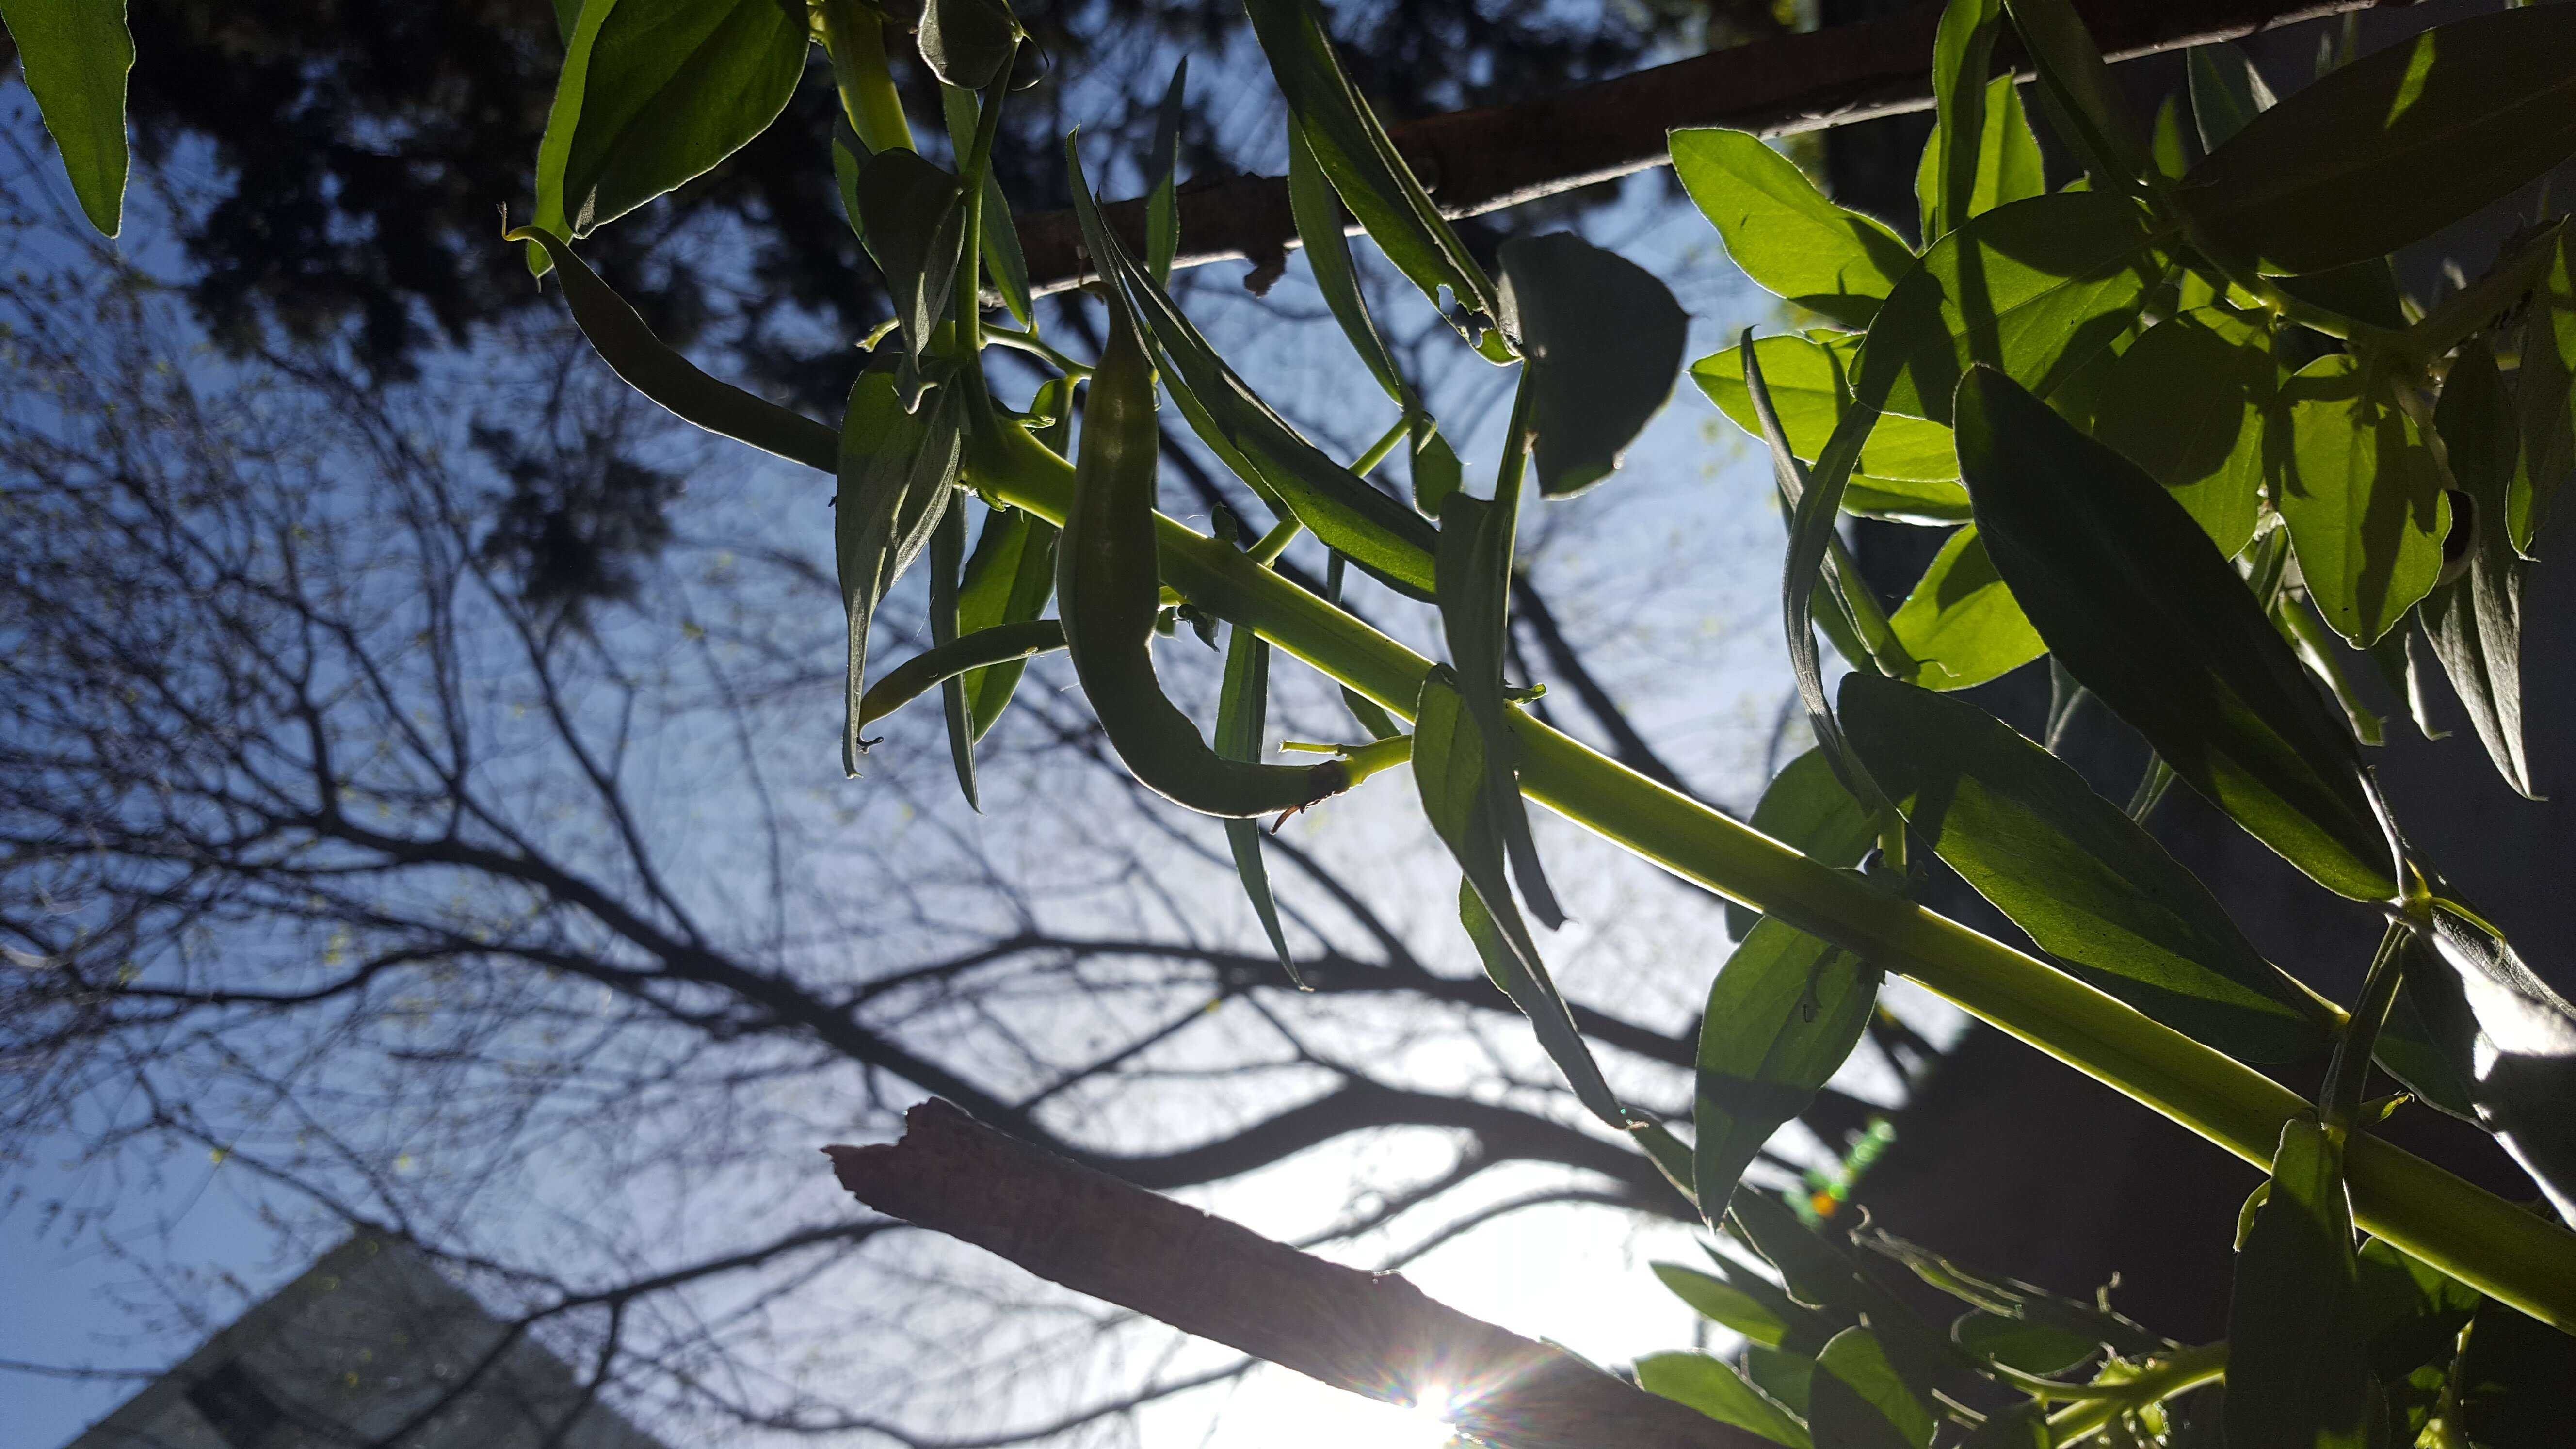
[1059,310,1347,817]
[858,620,1065,732]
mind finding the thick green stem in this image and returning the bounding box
[962,420,2576,1334]
[2042,1340,2228,1446]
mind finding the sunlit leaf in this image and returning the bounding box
[1498,232,1689,497]
[1693,334,1961,483]
[1437,488,1563,926]
[1636,1352,1811,1449]
[1956,365,2392,901]
[955,500,1060,740]
[2274,354,2448,647]
[1811,1329,1934,1449]
[2186,40,2275,154]
[1653,1263,1789,1347]
[1672,129,1915,329]
[1744,1346,1817,1417]
[1854,193,2171,425]
[1884,526,2044,691]
[2179,5,2576,275]
[2089,306,2274,557]
[1842,672,2329,1062]
[1694,917,1879,1211]
[2226,1114,2373,1449]
[1916,74,2046,244]
[2,0,133,235]
[2401,906,2576,1220]
[2426,338,2533,797]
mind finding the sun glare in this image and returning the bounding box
[1224,1368,1460,1449]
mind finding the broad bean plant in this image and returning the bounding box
[18,0,2576,1440]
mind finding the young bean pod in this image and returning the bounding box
[1058,308,1347,817]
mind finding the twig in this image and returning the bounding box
[827,1100,1763,1449]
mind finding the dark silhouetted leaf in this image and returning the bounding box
[1694,917,1879,1210]
[839,374,963,774]
[1218,622,1295,981]
[2179,5,2576,276]
[1287,122,1404,403]
[919,0,1019,89]
[855,149,968,370]
[2186,41,2274,154]
[929,498,979,809]
[1811,1329,1934,1449]
[2512,231,2576,554]
[1952,1312,2097,1376]
[2226,1114,2373,1449]
[1499,233,1689,497]
[1956,366,2393,901]
[1843,672,2328,1061]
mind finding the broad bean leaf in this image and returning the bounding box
[1861,1230,2171,1359]
[1841,672,2327,1062]
[1635,1352,1811,1449]
[919,0,1019,89]
[1956,366,2393,901]
[2402,906,2576,1220]
[2273,593,2385,750]
[2459,1291,2576,1448]
[1959,1402,2049,1449]
[1652,1262,1791,1348]
[1218,622,1295,981]
[2274,354,2447,647]
[1498,233,1689,497]
[928,499,979,809]
[839,373,963,774]
[1323,555,1403,740]
[1438,489,1563,926]
[1884,526,2044,691]
[1420,678,1621,1130]
[2354,1237,2479,1425]
[2000,0,2152,190]
[1286,122,1404,403]
[955,499,1058,741]
[2089,307,2273,557]
[536,0,807,245]
[855,149,968,371]
[2186,41,2274,154]
[1694,916,1880,1211]
[2426,338,2534,797]
[509,228,840,472]
[1725,747,1874,940]
[1144,60,1187,287]
[1671,129,1916,329]
[2225,1114,2373,1449]
[1951,1311,2096,1376]
[1067,143,1440,597]
[2,0,132,235]
[1920,0,2008,244]
[1704,1247,1847,1358]
[2179,5,2576,276]
[1743,1346,1816,1417]
[1728,1191,1861,1314]
[1408,419,1462,520]
[2366,623,2445,745]
[2512,231,2576,554]
[1692,334,1961,483]
[1243,0,1505,348]
[1853,192,2171,425]
[1812,1329,1934,1449]
[1917,76,2045,244]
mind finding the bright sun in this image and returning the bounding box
[1222,1368,1459,1449]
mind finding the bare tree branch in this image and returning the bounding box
[829,1101,1762,1449]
